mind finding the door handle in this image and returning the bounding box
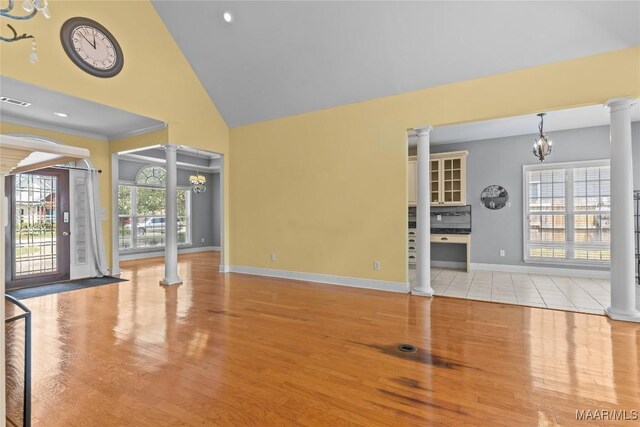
[63,231,70,236]
[441,237,448,241]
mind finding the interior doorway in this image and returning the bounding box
[111,145,224,274]
[4,168,70,289]
[407,103,640,315]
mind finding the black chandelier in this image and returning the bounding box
[532,113,553,162]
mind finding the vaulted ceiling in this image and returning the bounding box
[152,1,640,127]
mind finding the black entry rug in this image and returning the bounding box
[6,276,128,300]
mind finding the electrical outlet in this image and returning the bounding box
[374,260,381,270]
[201,238,205,243]
[271,253,277,261]
[436,215,442,221]
[500,250,505,257]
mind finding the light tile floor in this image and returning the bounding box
[409,267,640,315]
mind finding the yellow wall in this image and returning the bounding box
[0,121,112,260]
[230,47,640,283]
[2,1,638,285]
[109,128,168,154]
[0,0,230,265]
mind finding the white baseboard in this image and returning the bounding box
[219,265,229,273]
[120,246,218,261]
[227,265,409,293]
[431,260,467,269]
[471,262,610,279]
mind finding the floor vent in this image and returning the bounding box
[397,344,417,353]
[0,96,31,107]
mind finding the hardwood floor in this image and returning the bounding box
[6,251,640,426]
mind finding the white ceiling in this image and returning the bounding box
[152,1,640,127]
[0,76,165,141]
[408,102,640,146]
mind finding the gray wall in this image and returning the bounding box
[412,122,639,269]
[118,159,221,252]
[634,123,640,190]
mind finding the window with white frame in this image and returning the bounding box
[524,160,610,266]
[118,165,191,251]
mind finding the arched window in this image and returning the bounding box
[118,164,191,251]
[136,165,166,186]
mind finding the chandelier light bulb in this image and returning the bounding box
[42,5,51,18]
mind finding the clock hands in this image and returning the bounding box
[80,29,96,49]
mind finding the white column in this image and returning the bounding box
[605,98,639,322]
[160,144,182,286]
[412,126,434,296]
[110,153,121,276]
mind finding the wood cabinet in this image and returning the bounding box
[407,159,417,206]
[431,233,471,272]
[408,150,468,207]
[408,228,417,265]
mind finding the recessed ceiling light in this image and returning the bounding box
[223,11,233,23]
[53,112,68,118]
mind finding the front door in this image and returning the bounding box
[5,168,71,289]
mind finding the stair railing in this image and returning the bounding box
[5,294,31,427]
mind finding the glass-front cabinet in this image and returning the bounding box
[408,150,468,207]
[430,158,441,204]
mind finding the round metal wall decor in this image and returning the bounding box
[480,185,510,210]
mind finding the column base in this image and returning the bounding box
[411,288,434,297]
[605,307,640,323]
[219,265,229,273]
[160,277,183,286]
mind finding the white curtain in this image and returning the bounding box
[86,169,108,276]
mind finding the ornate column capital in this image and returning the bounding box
[606,97,636,112]
[414,126,433,136]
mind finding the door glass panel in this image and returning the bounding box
[14,173,58,277]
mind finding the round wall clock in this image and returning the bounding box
[60,17,124,78]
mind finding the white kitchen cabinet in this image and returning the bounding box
[408,159,417,206]
[408,150,468,207]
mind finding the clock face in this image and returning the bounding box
[61,17,124,78]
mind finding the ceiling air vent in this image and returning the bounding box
[0,96,31,107]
